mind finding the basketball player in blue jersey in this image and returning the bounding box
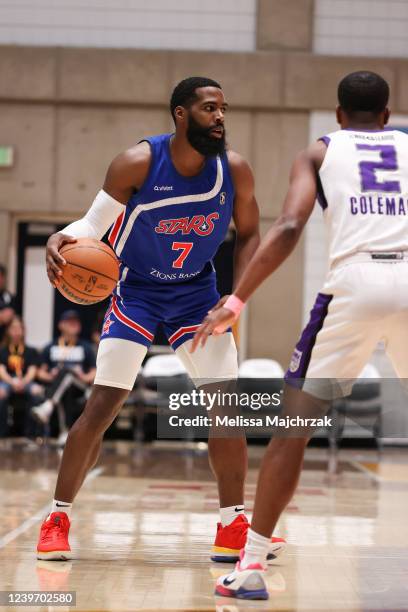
[37,77,286,562]
[193,71,408,599]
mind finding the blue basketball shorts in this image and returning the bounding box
[100,266,221,350]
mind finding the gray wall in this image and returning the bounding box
[2,1,408,366]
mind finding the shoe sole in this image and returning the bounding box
[37,550,73,561]
[211,541,287,564]
[215,585,269,600]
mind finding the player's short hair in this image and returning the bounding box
[170,76,222,122]
[338,71,390,116]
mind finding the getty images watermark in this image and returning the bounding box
[168,389,282,411]
[157,387,333,438]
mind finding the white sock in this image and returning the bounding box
[241,528,269,568]
[50,499,72,519]
[220,504,245,527]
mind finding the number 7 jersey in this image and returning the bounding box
[108,133,234,283]
[318,128,408,267]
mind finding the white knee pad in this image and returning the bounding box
[94,338,147,390]
[175,333,238,385]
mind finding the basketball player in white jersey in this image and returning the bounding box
[192,71,408,599]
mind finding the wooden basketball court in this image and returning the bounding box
[1,440,407,611]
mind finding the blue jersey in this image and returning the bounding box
[108,133,234,284]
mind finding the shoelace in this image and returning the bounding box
[41,519,68,542]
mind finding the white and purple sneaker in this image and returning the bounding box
[215,551,268,600]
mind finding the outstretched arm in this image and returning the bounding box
[192,142,326,351]
[46,143,151,285]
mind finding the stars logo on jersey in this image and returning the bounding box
[155,213,220,236]
[220,192,226,205]
[102,317,114,335]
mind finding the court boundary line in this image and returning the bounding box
[348,459,382,482]
[0,467,104,549]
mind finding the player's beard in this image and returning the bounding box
[186,116,226,157]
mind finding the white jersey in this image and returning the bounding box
[287,128,408,389]
[318,128,408,267]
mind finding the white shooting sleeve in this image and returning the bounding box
[60,190,125,240]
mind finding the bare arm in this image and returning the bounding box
[46,142,151,285]
[72,365,96,385]
[0,364,14,386]
[209,152,260,313]
[228,151,260,288]
[102,141,151,203]
[192,141,326,350]
[81,368,96,385]
[2,364,37,393]
[20,364,37,387]
[37,363,57,383]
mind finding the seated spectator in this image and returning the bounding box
[0,264,17,345]
[0,316,43,438]
[32,310,96,436]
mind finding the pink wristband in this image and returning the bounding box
[224,294,245,317]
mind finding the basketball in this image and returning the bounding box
[57,238,119,305]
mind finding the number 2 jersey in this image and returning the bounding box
[318,128,408,267]
[108,133,234,284]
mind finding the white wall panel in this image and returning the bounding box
[314,0,408,57]
[0,0,256,51]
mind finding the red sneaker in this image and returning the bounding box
[211,514,286,563]
[37,512,72,561]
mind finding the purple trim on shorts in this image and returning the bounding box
[285,292,333,385]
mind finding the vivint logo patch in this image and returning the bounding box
[154,185,173,192]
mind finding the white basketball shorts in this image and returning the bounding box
[94,333,238,391]
[286,253,408,395]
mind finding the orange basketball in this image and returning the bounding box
[57,238,119,305]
